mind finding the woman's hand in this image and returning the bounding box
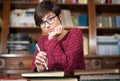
[34,51,48,72]
[48,25,63,40]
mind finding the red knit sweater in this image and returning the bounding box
[32,28,85,76]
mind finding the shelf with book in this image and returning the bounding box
[95,1,120,56]
[95,4,120,28]
[9,1,90,54]
[74,69,120,81]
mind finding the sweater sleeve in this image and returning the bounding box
[44,28,85,75]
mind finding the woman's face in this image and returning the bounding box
[40,12,61,34]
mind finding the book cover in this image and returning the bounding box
[96,15,103,27]
[74,69,120,80]
[78,14,88,26]
[116,16,120,28]
[61,9,73,27]
[74,69,120,75]
[78,0,87,4]
[80,74,120,80]
[83,36,89,55]
[118,38,120,54]
[102,16,109,27]
[107,0,112,4]
[97,36,118,55]
[0,79,27,81]
[21,71,64,77]
[29,77,78,81]
[101,0,106,4]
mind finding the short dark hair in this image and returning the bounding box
[34,0,61,27]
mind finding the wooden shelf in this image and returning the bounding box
[9,27,41,33]
[9,26,89,34]
[11,2,88,13]
[97,27,120,35]
[85,55,120,59]
[59,3,88,13]
[11,2,38,9]
[95,4,120,14]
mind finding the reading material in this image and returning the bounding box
[74,69,120,80]
[74,69,120,75]
[29,77,78,81]
[21,71,64,77]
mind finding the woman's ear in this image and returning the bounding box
[59,13,62,19]
[58,13,62,25]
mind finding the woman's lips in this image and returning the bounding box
[47,29,53,32]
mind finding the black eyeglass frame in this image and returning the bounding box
[40,15,57,28]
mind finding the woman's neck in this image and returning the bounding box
[57,29,68,41]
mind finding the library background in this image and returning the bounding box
[0,0,120,81]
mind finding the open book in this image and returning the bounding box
[21,71,64,77]
[21,71,79,81]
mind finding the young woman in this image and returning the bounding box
[32,0,85,76]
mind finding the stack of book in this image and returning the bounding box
[94,0,120,4]
[21,71,79,81]
[7,33,30,52]
[97,35,120,55]
[74,69,120,81]
[10,9,35,27]
[0,79,27,81]
[61,9,74,27]
[21,69,120,81]
[78,14,88,27]
[57,0,88,4]
[96,15,120,28]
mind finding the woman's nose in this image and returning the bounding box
[45,22,50,28]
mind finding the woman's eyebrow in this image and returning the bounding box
[46,14,54,18]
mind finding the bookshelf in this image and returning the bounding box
[0,0,120,78]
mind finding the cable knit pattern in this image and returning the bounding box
[32,28,85,76]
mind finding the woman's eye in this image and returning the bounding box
[47,17,53,21]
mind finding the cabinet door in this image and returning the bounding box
[5,57,32,69]
[0,70,5,78]
[103,58,120,68]
[85,59,102,69]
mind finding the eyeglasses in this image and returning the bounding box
[40,15,57,28]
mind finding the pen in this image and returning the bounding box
[36,44,48,70]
